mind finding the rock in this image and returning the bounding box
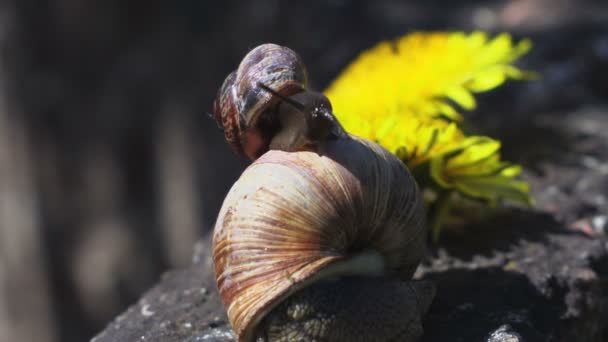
[91,245,233,342]
[418,211,608,342]
[92,215,608,341]
[487,325,522,342]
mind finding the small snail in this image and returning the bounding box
[212,44,434,342]
[212,44,344,159]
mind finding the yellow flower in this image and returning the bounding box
[325,32,532,203]
[325,31,533,123]
[373,116,464,168]
[429,137,532,205]
[323,31,534,208]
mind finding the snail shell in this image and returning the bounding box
[212,135,426,342]
[212,44,309,159]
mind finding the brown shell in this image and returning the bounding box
[212,135,426,342]
[212,44,308,159]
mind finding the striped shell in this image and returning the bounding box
[212,44,308,159]
[212,135,426,342]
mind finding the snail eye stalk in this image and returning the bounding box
[257,82,307,112]
[258,81,345,140]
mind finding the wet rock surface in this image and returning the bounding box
[419,212,608,342]
[92,215,608,341]
[91,244,233,342]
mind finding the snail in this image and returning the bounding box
[212,44,344,159]
[212,44,434,342]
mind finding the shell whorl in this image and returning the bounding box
[212,44,309,159]
[212,136,426,342]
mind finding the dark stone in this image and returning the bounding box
[418,211,608,342]
[91,245,233,342]
[92,216,608,341]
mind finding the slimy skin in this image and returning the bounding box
[268,91,344,153]
[256,277,435,342]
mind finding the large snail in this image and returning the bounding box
[212,44,434,342]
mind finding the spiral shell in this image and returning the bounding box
[212,44,309,159]
[212,135,426,342]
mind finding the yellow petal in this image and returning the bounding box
[465,66,508,92]
[452,176,532,205]
[326,31,534,124]
[434,101,463,121]
[444,85,477,110]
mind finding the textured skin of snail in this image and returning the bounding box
[257,276,435,342]
[212,43,433,342]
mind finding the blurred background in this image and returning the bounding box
[0,1,606,341]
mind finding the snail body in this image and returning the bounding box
[212,44,432,342]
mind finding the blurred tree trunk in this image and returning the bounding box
[0,90,57,342]
[0,0,245,340]
[157,102,202,267]
[0,0,170,340]
[0,2,56,340]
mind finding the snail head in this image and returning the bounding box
[257,82,345,148]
